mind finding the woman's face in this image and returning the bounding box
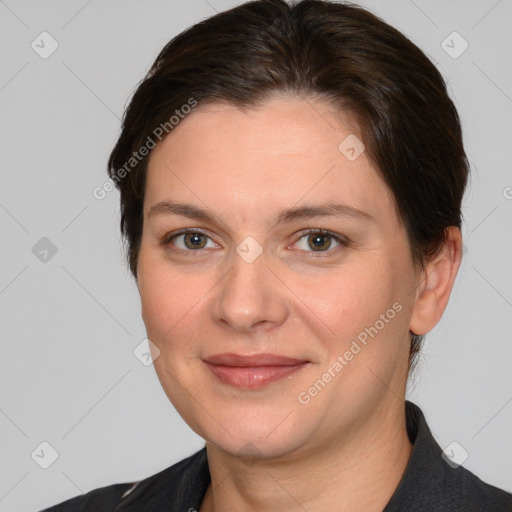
[137,96,420,459]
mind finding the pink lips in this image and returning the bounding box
[203,353,309,389]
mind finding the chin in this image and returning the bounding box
[195,407,313,461]
[210,433,303,461]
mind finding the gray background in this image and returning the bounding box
[0,0,510,510]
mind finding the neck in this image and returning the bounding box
[200,398,412,512]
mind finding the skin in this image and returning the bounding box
[137,94,462,512]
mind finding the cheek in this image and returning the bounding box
[308,267,384,335]
[310,261,410,358]
[320,282,367,339]
[138,251,206,348]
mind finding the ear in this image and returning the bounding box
[409,226,463,336]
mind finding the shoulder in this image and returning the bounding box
[38,448,208,512]
[385,402,512,512]
[454,467,512,511]
[418,458,512,512]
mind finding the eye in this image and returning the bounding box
[163,230,218,251]
[293,229,347,253]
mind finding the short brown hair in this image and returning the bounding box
[107,0,469,370]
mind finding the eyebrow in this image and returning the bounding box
[147,201,373,224]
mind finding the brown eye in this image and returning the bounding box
[293,229,347,254]
[164,231,216,251]
[307,233,332,251]
[183,232,207,249]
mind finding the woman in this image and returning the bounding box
[41,0,512,510]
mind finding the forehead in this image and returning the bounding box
[144,96,395,223]
[156,95,362,158]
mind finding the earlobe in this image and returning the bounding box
[409,227,463,335]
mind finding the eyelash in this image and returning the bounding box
[161,228,348,256]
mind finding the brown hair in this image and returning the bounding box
[107,0,469,371]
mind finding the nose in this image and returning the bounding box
[212,247,288,333]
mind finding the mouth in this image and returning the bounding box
[202,353,310,389]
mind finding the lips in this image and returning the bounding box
[204,353,308,367]
[203,353,309,389]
